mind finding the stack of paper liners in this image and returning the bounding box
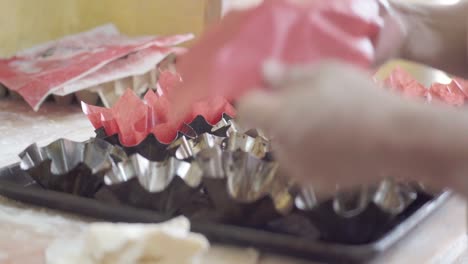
[0,24,192,109]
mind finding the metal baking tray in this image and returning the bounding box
[0,162,450,263]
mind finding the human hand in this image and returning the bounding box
[237,61,420,194]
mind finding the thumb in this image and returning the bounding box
[262,60,321,90]
[237,90,281,132]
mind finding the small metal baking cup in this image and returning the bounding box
[172,129,271,161]
[96,154,204,215]
[19,138,127,197]
[94,114,233,161]
[175,129,286,225]
[100,128,292,226]
[96,128,196,162]
[294,186,320,211]
[198,147,293,225]
[333,179,418,218]
[299,180,419,244]
[171,133,225,160]
[188,113,233,136]
[373,179,418,214]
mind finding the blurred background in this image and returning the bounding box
[0,0,459,84]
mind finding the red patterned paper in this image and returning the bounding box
[53,45,190,96]
[0,24,192,110]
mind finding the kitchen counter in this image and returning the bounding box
[0,98,466,264]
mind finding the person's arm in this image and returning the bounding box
[388,97,468,195]
[391,0,468,77]
[238,61,468,196]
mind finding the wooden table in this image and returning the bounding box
[0,98,466,264]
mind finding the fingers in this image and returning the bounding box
[262,60,321,90]
[262,59,367,91]
[262,60,287,89]
[237,90,281,132]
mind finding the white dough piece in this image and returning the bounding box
[46,217,209,264]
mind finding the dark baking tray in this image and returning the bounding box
[0,163,450,264]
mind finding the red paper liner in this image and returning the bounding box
[383,67,468,106]
[429,82,465,106]
[94,113,233,162]
[383,67,428,100]
[83,70,236,146]
[174,0,384,112]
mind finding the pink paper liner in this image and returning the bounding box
[82,71,236,146]
[383,67,467,106]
